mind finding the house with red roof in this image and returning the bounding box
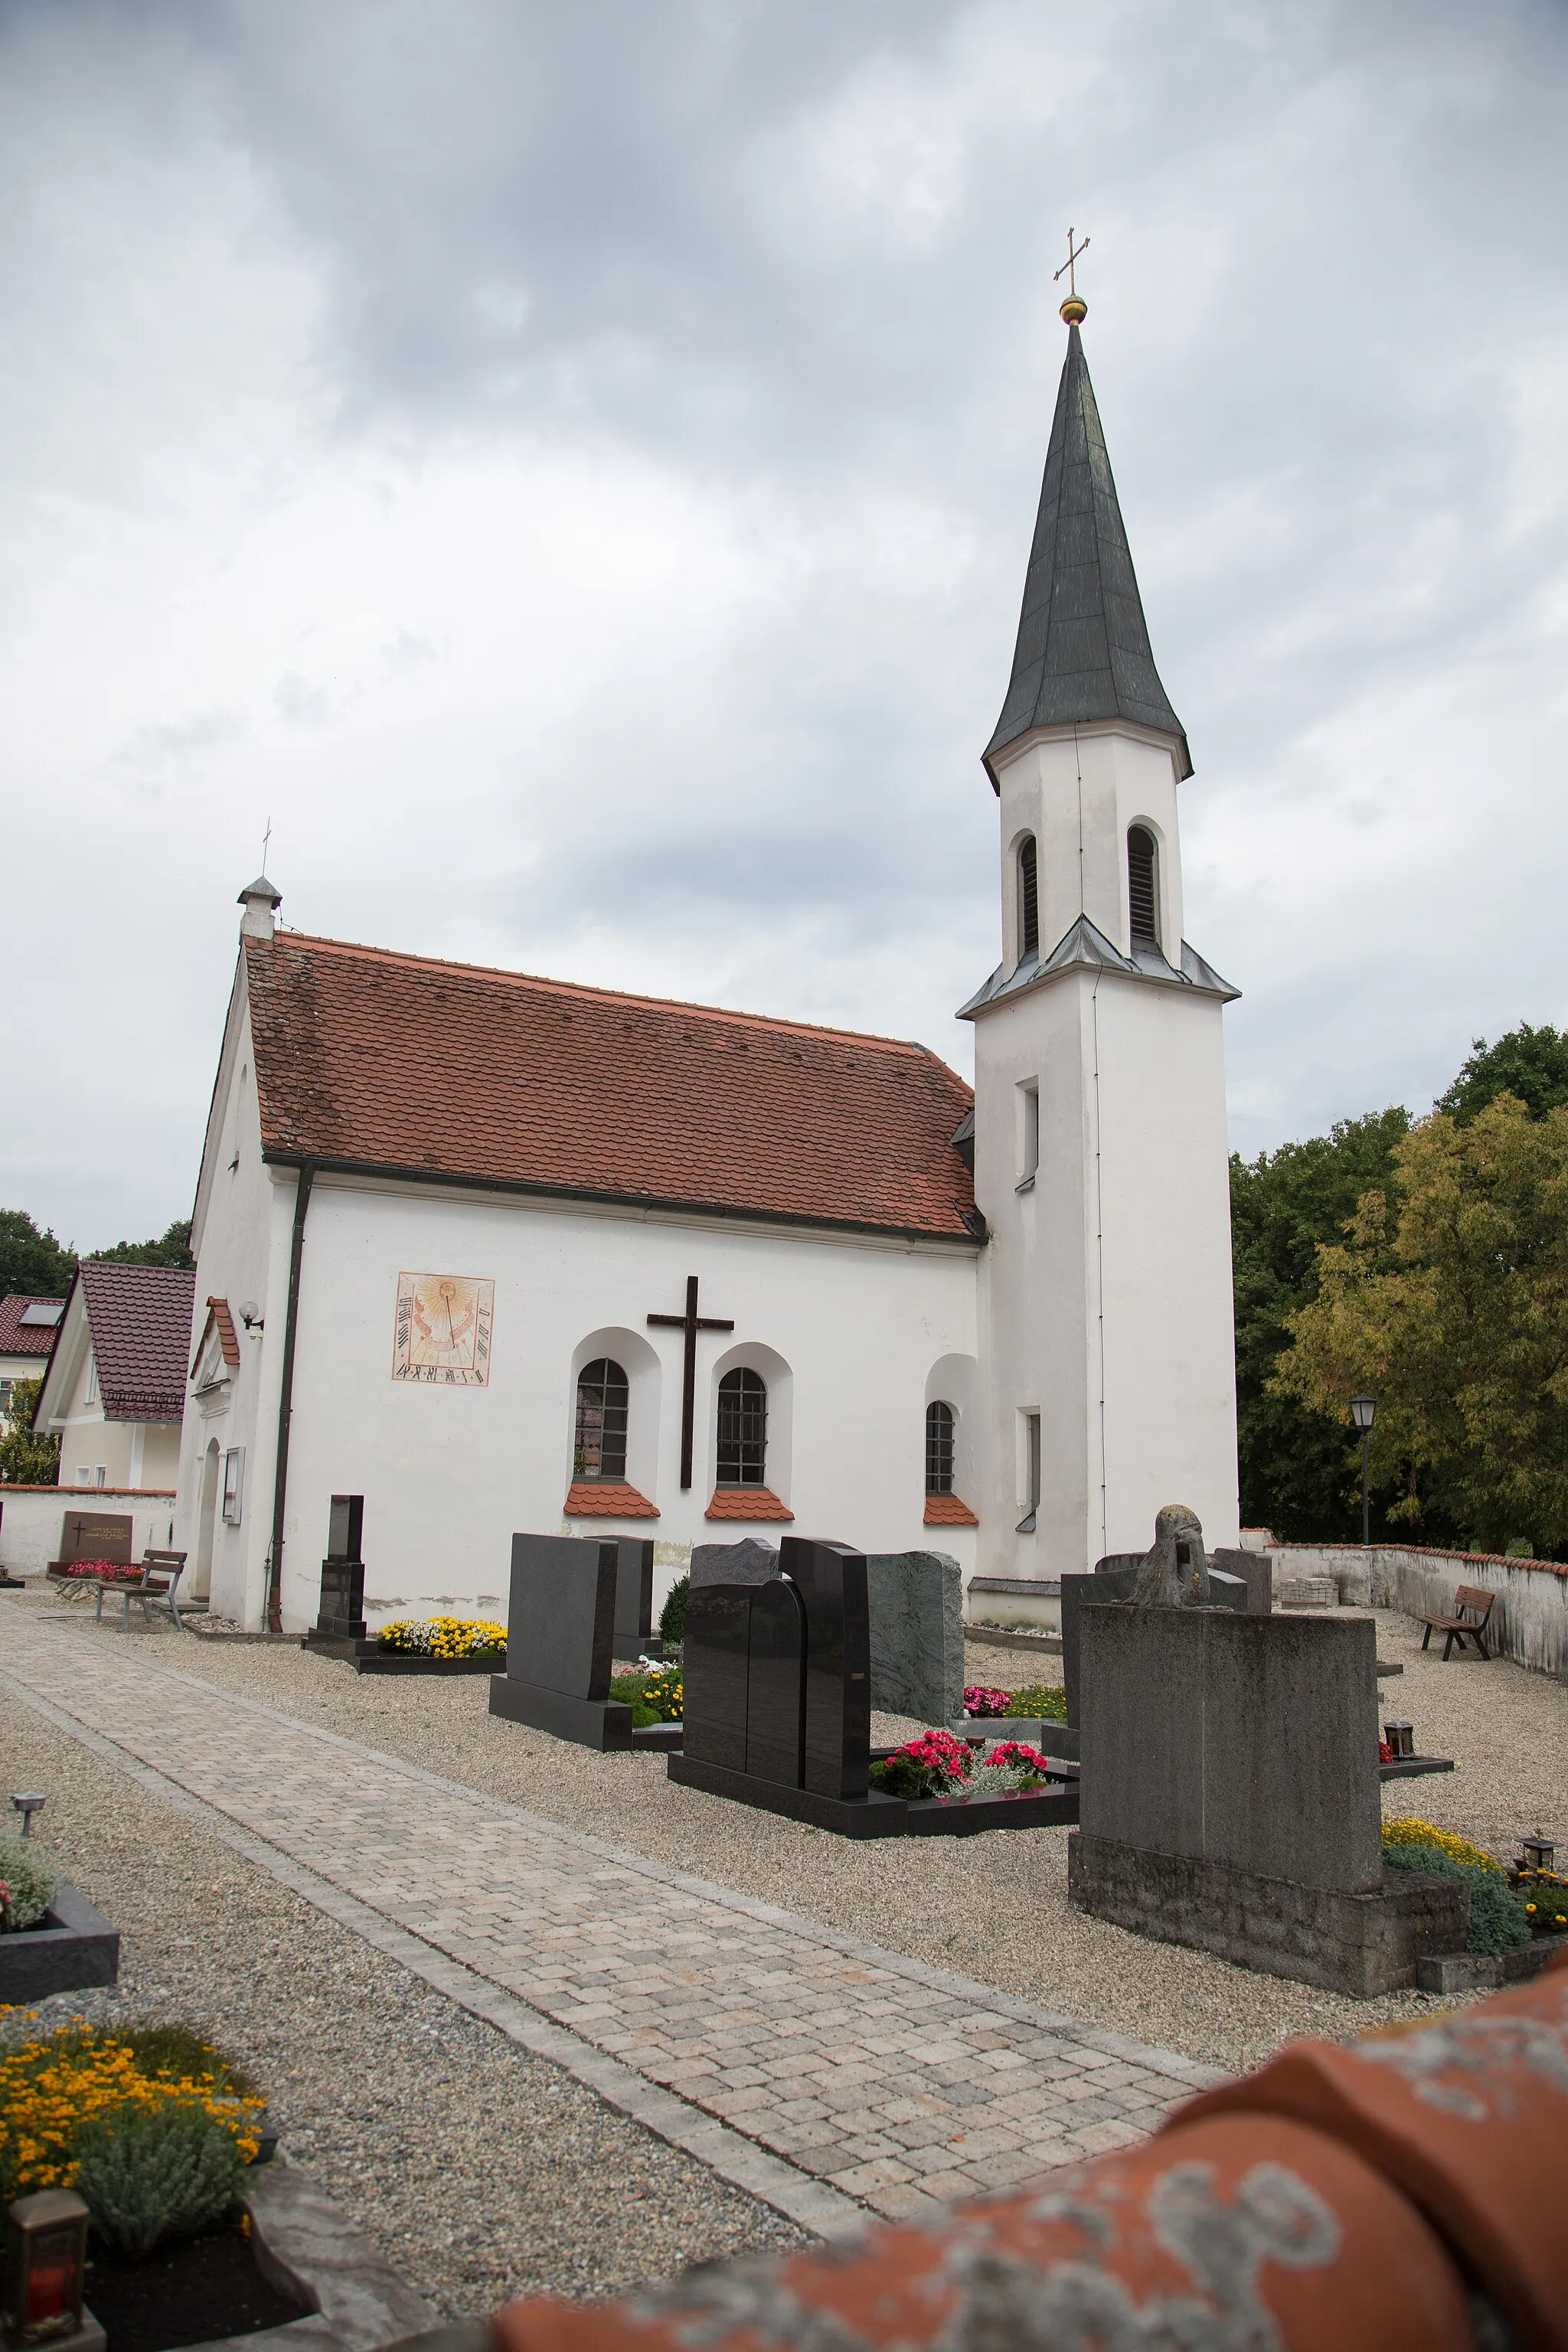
[173,309,1241,1634]
[0,1293,65,1429]
[33,1262,197,1492]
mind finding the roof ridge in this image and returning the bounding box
[260,933,951,1063]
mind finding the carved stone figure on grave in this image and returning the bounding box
[1131,1504,1211,1609]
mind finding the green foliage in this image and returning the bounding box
[1273,1097,1568,1555]
[0,1831,56,1931]
[0,1210,75,1302]
[0,1376,60,1485]
[868,1753,940,1800]
[1230,1110,1410,1540]
[1506,1538,1534,1558]
[609,1664,683,1724]
[1438,1024,1568,1125]
[1382,1841,1531,1955]
[1004,1683,1068,1722]
[658,1574,689,1648]
[93,1219,195,1271]
[74,2099,246,2257]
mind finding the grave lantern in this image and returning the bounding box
[1521,1835,1557,1874]
[8,1794,45,1839]
[1350,1394,1377,1544]
[2,2189,90,2344]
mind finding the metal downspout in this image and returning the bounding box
[266,1161,315,1634]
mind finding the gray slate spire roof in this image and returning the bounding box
[984,325,1191,785]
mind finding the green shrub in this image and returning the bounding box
[609,1665,684,1724]
[658,1575,689,1648]
[868,1754,941,1800]
[103,2025,260,2103]
[74,2099,246,2256]
[1004,1684,1068,1723]
[0,1832,55,1932]
[1383,1841,1531,1955]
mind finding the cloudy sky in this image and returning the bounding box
[3,0,1566,1250]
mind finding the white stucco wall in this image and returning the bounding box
[0,1487,178,1577]
[244,1178,980,1634]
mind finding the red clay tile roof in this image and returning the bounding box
[705,1487,794,1522]
[924,1493,979,1527]
[0,1295,66,1358]
[190,1297,241,1376]
[245,934,978,1242]
[79,1262,198,1423]
[564,1481,658,1518]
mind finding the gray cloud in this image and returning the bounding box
[1,0,1566,1243]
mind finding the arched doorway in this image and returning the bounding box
[194,1439,220,1599]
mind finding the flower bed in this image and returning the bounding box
[1381,1815,1532,1956]
[356,1616,507,1673]
[609,1664,683,1726]
[963,1682,1067,1723]
[56,1560,142,1582]
[871,1727,1056,1802]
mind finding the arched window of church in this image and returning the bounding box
[926,1400,956,1496]
[574,1357,629,1481]
[1018,836,1039,959]
[717,1367,767,1486]
[1128,825,1159,951]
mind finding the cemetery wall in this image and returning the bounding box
[204,1171,978,1633]
[0,1487,177,1576]
[1267,1543,1568,1678]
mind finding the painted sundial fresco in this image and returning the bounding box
[392,1272,495,1386]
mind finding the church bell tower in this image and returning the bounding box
[964,280,1240,1579]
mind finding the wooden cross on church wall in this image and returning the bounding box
[648,1276,734,1490]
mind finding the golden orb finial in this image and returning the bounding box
[1054,227,1089,328]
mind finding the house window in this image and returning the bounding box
[83,1352,99,1406]
[75,1465,91,1487]
[93,1466,106,1488]
[574,1359,629,1481]
[926,1401,956,1496]
[1018,1081,1040,1189]
[1128,825,1159,951]
[717,1367,767,1486]
[1017,1412,1041,1533]
[222,1448,245,1526]
[0,1379,11,1418]
[1018,836,1039,959]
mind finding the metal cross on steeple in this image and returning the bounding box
[1054,226,1089,299]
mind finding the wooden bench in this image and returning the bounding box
[136,1549,208,1632]
[53,1550,202,1631]
[1415,1583,1495,1661]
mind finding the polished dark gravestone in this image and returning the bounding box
[304,1495,376,1658]
[671,1537,1076,1838]
[488,1532,633,1749]
[612,1537,655,1656]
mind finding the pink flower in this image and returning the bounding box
[962,1686,1011,1717]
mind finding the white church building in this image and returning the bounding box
[174,309,1240,1634]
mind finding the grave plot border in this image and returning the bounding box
[0,1881,119,2003]
[668,1752,1080,1838]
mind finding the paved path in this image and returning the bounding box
[0,1607,1221,2227]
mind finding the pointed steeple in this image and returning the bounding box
[984,324,1190,786]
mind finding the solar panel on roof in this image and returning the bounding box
[18,1302,64,1325]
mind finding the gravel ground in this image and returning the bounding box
[11,1591,1565,2081]
[0,1692,809,2320]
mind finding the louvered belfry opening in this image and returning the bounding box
[1018,836,1039,959]
[1127,825,1159,952]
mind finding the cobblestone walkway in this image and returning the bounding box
[1,1610,1221,2223]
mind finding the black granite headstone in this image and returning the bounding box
[328,1494,364,1564]
[746,1576,805,1785]
[611,1537,655,1655]
[314,1495,367,1638]
[787,1537,871,1802]
[488,1532,632,1749]
[683,1583,753,1772]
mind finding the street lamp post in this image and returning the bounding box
[1350,1393,1377,1547]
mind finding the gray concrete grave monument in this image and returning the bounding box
[489,1531,654,1749]
[1067,1505,1466,1995]
[691,1538,779,1588]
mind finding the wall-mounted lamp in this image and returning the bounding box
[238,1302,264,1332]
